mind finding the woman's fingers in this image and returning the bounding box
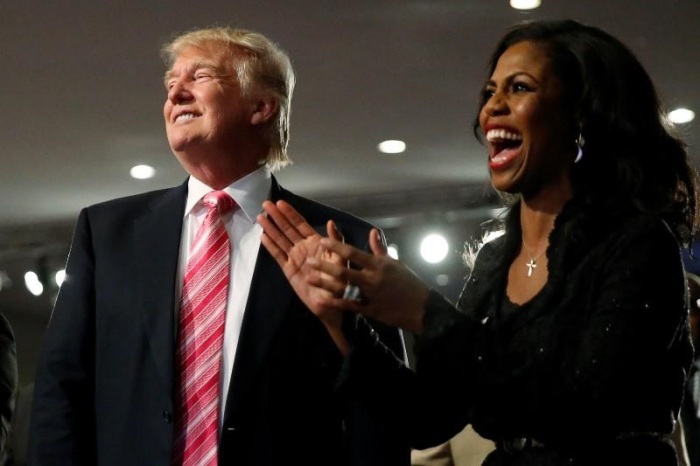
[276,200,320,238]
[323,220,345,266]
[326,220,343,242]
[319,238,376,269]
[369,228,387,257]
[257,212,294,254]
[319,295,367,314]
[260,231,289,269]
[261,200,307,245]
[318,272,348,297]
[307,257,351,283]
[307,257,369,295]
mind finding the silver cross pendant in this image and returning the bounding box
[526,258,537,277]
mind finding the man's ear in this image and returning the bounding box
[251,95,279,126]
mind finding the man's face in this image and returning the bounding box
[163,44,254,159]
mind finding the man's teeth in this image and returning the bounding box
[175,113,197,122]
[486,129,522,142]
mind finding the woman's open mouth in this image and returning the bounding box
[486,128,522,169]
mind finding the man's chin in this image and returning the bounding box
[167,135,203,154]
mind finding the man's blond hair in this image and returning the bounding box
[162,27,295,171]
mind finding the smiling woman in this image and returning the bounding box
[479,41,573,203]
[257,18,700,466]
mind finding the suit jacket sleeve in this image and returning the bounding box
[29,209,97,466]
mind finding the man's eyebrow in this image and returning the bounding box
[163,69,177,83]
[163,61,221,84]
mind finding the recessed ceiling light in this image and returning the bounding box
[55,269,66,287]
[130,164,156,180]
[387,244,399,260]
[420,233,449,264]
[510,0,541,10]
[435,274,450,286]
[24,271,43,296]
[378,140,406,154]
[668,108,695,124]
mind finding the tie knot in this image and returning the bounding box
[202,191,236,215]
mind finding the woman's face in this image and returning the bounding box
[478,40,574,198]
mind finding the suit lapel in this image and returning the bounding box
[223,177,295,420]
[133,182,187,392]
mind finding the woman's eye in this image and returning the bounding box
[482,88,496,99]
[512,82,530,92]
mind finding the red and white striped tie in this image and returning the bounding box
[173,191,236,466]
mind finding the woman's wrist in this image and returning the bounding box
[322,319,351,357]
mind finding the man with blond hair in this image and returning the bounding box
[29,27,409,466]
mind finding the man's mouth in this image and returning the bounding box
[174,112,200,123]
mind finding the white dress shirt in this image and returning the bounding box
[177,166,271,421]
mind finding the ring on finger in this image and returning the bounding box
[342,284,362,301]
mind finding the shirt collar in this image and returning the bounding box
[185,166,272,223]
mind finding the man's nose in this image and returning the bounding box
[167,80,192,104]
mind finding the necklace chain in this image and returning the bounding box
[521,239,546,277]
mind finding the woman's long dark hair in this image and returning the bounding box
[474,19,699,246]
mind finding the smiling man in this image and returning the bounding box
[28,27,409,466]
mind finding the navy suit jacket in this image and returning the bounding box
[29,176,410,466]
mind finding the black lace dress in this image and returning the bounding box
[413,201,693,465]
[346,200,693,466]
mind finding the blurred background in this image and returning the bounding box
[0,0,698,386]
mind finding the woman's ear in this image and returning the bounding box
[251,95,279,125]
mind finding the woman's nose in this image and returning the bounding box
[482,91,508,116]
